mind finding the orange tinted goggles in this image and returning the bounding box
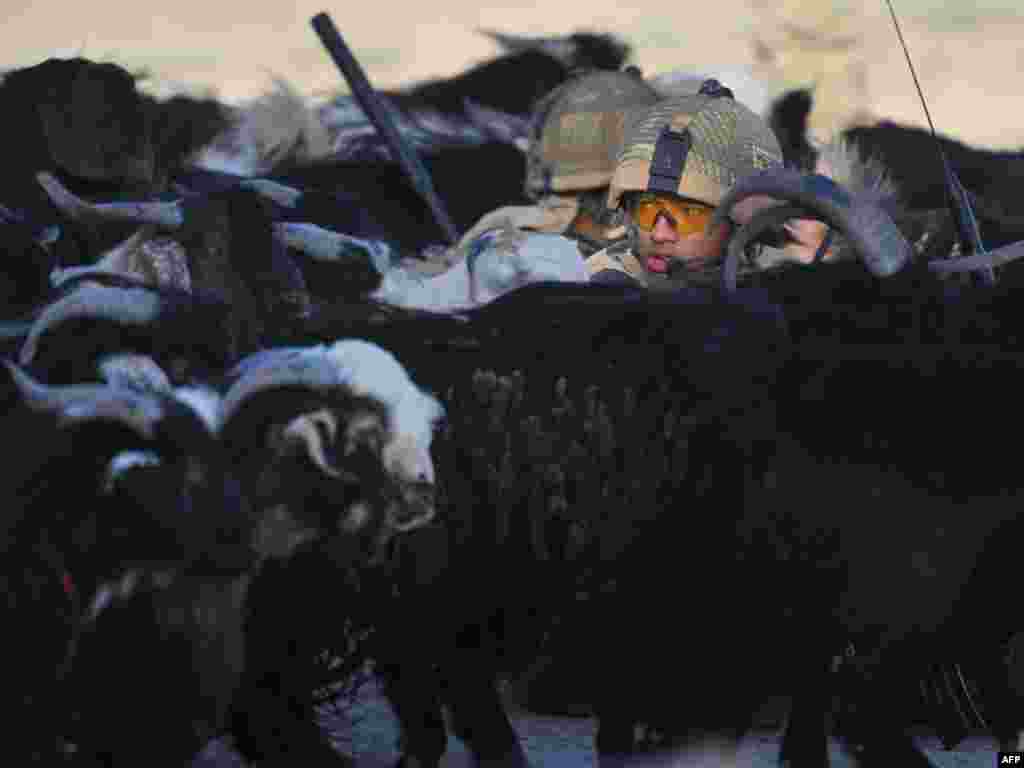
[631,192,715,236]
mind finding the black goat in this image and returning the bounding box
[767,87,1024,249]
[1,362,251,765]
[319,31,631,163]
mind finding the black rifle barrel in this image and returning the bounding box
[311,12,460,246]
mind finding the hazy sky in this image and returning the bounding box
[2,2,1020,146]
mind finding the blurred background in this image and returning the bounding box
[3,0,1021,148]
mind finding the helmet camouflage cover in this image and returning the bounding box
[524,69,663,199]
[606,91,784,211]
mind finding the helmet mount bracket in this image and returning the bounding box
[647,125,692,195]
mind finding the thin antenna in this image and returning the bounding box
[883,0,994,284]
[884,0,938,140]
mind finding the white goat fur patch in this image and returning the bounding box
[192,77,332,177]
[322,340,444,466]
[173,386,223,434]
[814,136,897,200]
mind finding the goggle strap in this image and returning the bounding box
[647,125,692,195]
[813,227,835,264]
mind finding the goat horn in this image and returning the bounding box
[462,98,531,144]
[97,353,173,395]
[721,203,812,293]
[240,179,303,208]
[710,168,913,284]
[274,222,391,273]
[36,172,185,230]
[281,409,359,482]
[219,349,342,428]
[19,283,164,365]
[50,225,155,289]
[51,268,151,290]
[928,240,1024,274]
[4,360,163,439]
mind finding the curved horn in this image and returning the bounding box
[219,349,343,428]
[274,222,391,273]
[721,204,811,293]
[19,283,163,365]
[50,225,155,288]
[36,172,185,230]
[280,408,358,482]
[51,267,151,290]
[4,360,163,439]
[710,168,913,280]
[462,98,531,144]
[102,449,163,493]
[97,353,173,395]
[240,179,303,208]
[928,240,1024,274]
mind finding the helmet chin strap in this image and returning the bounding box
[624,218,641,253]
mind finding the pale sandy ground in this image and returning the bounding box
[1,1,1022,148]
[191,680,1006,767]
[340,681,1005,768]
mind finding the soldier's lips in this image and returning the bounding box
[646,254,670,273]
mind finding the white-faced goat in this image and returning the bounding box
[4,332,442,766]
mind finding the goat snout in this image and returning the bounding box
[392,480,436,532]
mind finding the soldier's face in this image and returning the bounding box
[628,197,731,275]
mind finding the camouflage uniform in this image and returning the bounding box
[456,69,662,255]
[585,87,785,289]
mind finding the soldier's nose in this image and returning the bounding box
[652,213,678,242]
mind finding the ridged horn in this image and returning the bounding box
[928,240,1024,274]
[240,179,303,208]
[97,353,173,395]
[50,226,155,289]
[36,172,185,230]
[19,283,164,365]
[721,203,811,293]
[4,360,163,439]
[710,168,913,282]
[280,408,358,482]
[274,222,391,273]
[219,348,342,429]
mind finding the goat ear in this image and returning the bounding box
[250,504,318,559]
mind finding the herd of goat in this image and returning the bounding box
[5,22,1024,768]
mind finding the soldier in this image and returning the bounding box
[586,81,833,288]
[456,67,663,255]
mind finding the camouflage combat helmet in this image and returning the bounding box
[524,69,663,200]
[606,80,783,211]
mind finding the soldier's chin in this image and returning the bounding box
[669,256,716,276]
